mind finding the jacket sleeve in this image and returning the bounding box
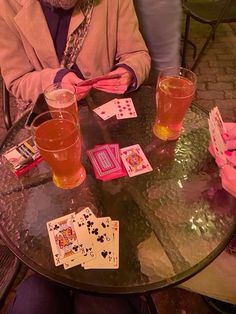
[0,15,60,104]
[115,0,151,88]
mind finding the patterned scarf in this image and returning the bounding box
[60,0,94,69]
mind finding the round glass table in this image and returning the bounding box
[0,86,235,294]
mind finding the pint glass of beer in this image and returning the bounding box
[44,83,79,123]
[153,67,197,141]
[31,110,86,189]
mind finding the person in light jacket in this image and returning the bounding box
[0,0,150,112]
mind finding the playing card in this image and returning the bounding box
[76,74,122,87]
[120,144,153,177]
[115,98,137,119]
[93,144,127,181]
[95,144,120,162]
[93,99,117,120]
[87,145,123,177]
[47,213,87,266]
[82,220,119,269]
[209,107,228,140]
[208,118,227,162]
[63,212,96,269]
[75,207,113,255]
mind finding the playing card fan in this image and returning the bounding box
[47,207,119,270]
[208,107,236,197]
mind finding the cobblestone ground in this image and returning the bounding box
[187,22,236,121]
[0,19,235,314]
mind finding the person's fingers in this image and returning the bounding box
[94,75,130,87]
[75,85,92,100]
[93,78,120,87]
[93,77,129,94]
[93,85,126,94]
[76,91,88,100]
[75,85,92,94]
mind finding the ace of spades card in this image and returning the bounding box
[76,207,113,255]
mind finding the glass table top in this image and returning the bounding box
[0,86,235,294]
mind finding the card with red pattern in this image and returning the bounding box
[87,144,126,181]
[120,144,153,177]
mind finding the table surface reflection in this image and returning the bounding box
[0,86,235,294]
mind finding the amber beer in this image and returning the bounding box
[32,111,86,189]
[153,67,197,141]
[44,83,79,123]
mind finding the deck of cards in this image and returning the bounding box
[87,144,152,181]
[87,144,126,181]
[47,207,119,270]
[93,98,137,120]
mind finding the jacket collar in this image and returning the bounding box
[14,0,85,68]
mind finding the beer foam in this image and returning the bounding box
[46,89,75,109]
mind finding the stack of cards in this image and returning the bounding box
[87,143,153,180]
[93,98,137,120]
[86,144,126,181]
[47,207,119,270]
[208,107,229,163]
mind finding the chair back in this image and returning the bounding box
[1,80,12,130]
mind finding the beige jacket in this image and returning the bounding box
[0,0,150,104]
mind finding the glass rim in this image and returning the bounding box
[31,110,79,145]
[157,66,197,98]
[44,82,76,102]
[158,66,196,76]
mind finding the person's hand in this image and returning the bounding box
[93,67,132,94]
[61,72,92,100]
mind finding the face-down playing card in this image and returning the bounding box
[47,213,89,266]
[87,145,123,178]
[93,144,127,181]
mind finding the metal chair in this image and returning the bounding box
[0,242,20,307]
[181,0,236,71]
[0,81,20,309]
[1,80,12,130]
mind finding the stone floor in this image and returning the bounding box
[0,17,236,314]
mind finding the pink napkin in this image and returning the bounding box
[208,122,236,197]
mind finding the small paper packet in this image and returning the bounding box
[2,136,42,176]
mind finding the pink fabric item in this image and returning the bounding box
[208,122,236,197]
